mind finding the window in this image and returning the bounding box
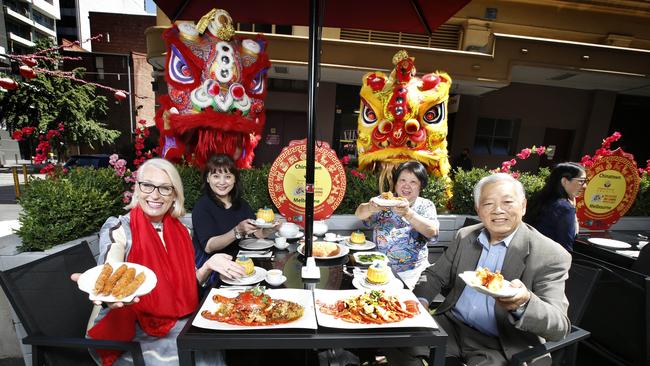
[473,117,520,155]
[95,57,104,80]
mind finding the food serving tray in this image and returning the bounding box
[192,288,317,330]
[313,289,437,329]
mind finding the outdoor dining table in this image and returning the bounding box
[176,240,448,366]
[574,230,648,269]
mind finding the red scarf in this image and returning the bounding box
[88,206,198,365]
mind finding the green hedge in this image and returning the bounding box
[17,168,125,251]
[16,165,650,251]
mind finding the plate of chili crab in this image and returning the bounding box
[192,286,317,330]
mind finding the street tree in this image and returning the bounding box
[0,38,120,156]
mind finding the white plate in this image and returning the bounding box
[220,266,267,285]
[275,231,304,240]
[458,271,521,298]
[324,235,349,242]
[616,250,640,258]
[297,243,350,260]
[588,238,632,249]
[252,221,275,229]
[192,288,317,330]
[314,289,437,329]
[352,276,403,291]
[343,239,376,250]
[77,262,157,303]
[371,196,405,207]
[353,251,389,265]
[239,238,275,250]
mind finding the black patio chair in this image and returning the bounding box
[0,242,144,366]
[631,244,650,276]
[510,261,601,366]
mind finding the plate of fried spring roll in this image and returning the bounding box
[77,262,157,303]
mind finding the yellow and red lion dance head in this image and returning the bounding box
[357,50,451,192]
[155,9,270,168]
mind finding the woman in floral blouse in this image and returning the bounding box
[355,161,440,288]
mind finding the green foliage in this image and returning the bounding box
[518,167,550,200]
[336,169,380,214]
[0,39,119,150]
[17,167,125,251]
[240,165,273,210]
[421,176,451,213]
[449,168,491,214]
[629,173,650,216]
[176,164,202,211]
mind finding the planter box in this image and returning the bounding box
[0,234,100,366]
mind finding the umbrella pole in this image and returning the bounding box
[304,0,321,258]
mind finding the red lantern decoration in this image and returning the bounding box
[114,90,127,101]
[19,66,36,79]
[22,58,37,67]
[0,77,18,90]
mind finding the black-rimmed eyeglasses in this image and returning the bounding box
[572,178,587,184]
[137,182,175,196]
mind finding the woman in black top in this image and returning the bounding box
[524,162,587,251]
[192,154,277,289]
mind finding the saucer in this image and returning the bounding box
[275,231,304,240]
[265,275,287,286]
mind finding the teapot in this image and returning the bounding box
[313,220,328,237]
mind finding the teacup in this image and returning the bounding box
[279,222,300,238]
[266,269,285,286]
[274,237,289,249]
[324,233,337,241]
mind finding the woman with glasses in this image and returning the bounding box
[191,154,279,291]
[73,158,231,365]
[525,162,587,251]
[355,161,440,289]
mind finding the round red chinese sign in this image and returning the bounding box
[577,149,640,230]
[268,139,347,225]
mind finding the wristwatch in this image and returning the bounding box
[510,298,529,319]
[233,227,243,240]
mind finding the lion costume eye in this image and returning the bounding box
[422,103,446,124]
[362,101,378,125]
[168,45,194,85]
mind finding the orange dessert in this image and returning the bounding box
[366,261,390,284]
[350,231,366,244]
[235,256,255,276]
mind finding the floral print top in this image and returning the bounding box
[364,196,439,272]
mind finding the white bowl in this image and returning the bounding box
[279,223,300,238]
[265,271,286,286]
[274,237,289,250]
[313,220,328,236]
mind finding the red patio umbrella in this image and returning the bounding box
[152,0,471,257]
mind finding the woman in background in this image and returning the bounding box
[525,162,587,251]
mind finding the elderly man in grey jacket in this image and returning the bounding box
[389,173,571,366]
